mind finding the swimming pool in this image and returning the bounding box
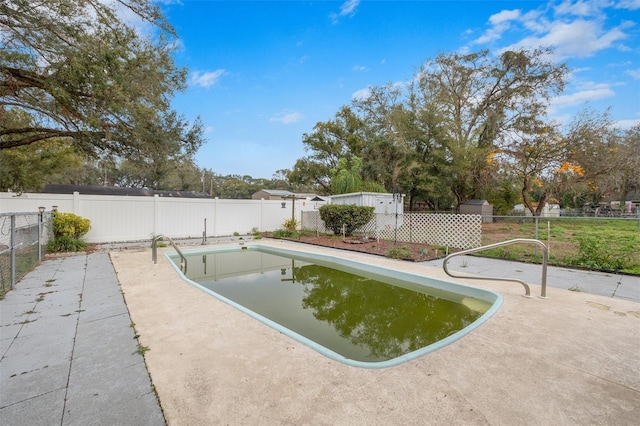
[166,244,502,368]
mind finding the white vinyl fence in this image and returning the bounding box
[0,192,301,243]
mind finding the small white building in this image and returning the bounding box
[329,192,404,229]
[329,192,404,214]
[513,203,560,217]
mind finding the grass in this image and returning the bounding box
[1,244,40,298]
[481,218,640,274]
[134,344,150,356]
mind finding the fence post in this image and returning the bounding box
[153,194,159,237]
[534,216,539,256]
[10,214,16,290]
[38,211,43,262]
[73,191,80,214]
[213,197,219,237]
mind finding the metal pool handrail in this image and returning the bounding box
[152,234,187,273]
[442,238,548,298]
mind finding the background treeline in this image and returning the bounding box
[2,2,638,215]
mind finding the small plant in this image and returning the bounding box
[385,245,412,260]
[283,218,299,231]
[47,212,91,252]
[568,285,585,292]
[151,236,167,248]
[251,227,263,239]
[272,228,298,239]
[134,344,150,356]
[233,231,240,236]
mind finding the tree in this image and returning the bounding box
[354,83,452,210]
[0,0,203,159]
[330,156,386,194]
[495,118,566,215]
[496,109,620,215]
[289,106,367,194]
[0,106,101,190]
[615,125,640,202]
[412,48,567,210]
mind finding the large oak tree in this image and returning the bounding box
[0,0,203,160]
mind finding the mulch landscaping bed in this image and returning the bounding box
[272,234,455,262]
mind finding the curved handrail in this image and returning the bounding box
[442,238,548,299]
[152,234,187,273]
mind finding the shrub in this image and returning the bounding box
[572,235,629,271]
[385,245,412,259]
[319,204,374,236]
[272,229,298,239]
[47,212,91,252]
[251,227,263,239]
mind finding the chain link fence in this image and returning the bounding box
[0,212,52,296]
[301,211,482,249]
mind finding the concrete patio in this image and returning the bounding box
[115,239,639,425]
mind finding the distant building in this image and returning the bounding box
[329,192,404,228]
[460,199,493,222]
[251,189,294,200]
[41,184,210,198]
[513,203,560,218]
[252,189,328,211]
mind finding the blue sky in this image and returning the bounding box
[160,0,640,179]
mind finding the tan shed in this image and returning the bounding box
[460,199,493,223]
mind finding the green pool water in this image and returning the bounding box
[174,246,496,365]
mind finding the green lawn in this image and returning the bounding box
[481,218,640,275]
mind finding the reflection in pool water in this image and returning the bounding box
[175,247,496,365]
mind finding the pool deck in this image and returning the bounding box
[2,239,639,425]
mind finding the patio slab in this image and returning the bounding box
[0,252,164,426]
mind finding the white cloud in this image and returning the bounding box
[339,0,360,16]
[626,68,640,79]
[190,69,226,88]
[616,118,640,129]
[204,126,215,133]
[330,0,360,24]
[269,111,304,124]
[554,0,600,17]
[613,0,640,10]
[473,2,635,61]
[550,83,615,109]
[489,9,521,25]
[501,19,629,60]
[474,9,520,44]
[352,65,368,72]
[351,86,372,101]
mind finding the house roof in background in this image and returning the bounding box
[41,184,211,198]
